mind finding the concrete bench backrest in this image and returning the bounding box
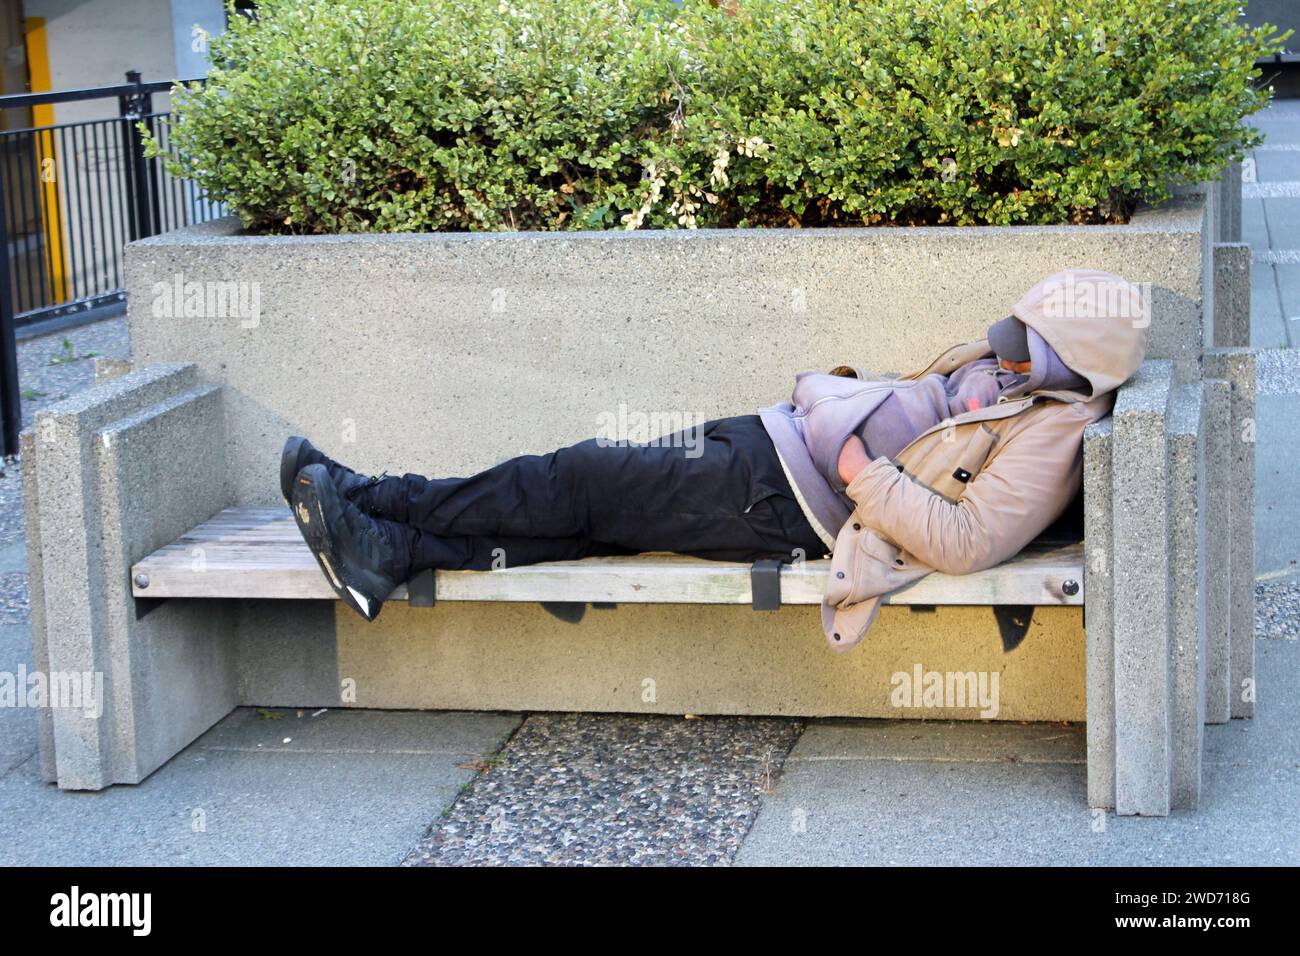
[123,193,1213,507]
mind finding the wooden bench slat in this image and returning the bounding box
[130,507,1085,606]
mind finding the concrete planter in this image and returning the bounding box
[24,175,1256,815]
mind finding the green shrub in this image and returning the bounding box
[149,0,1287,232]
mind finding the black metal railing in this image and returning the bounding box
[0,70,223,456]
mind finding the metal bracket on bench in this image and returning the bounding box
[408,569,436,608]
[541,602,587,624]
[993,604,1034,653]
[750,559,783,611]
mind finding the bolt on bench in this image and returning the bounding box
[23,174,1255,817]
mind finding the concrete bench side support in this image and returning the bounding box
[1166,382,1207,810]
[1203,348,1257,720]
[24,364,237,790]
[1212,243,1251,349]
[27,364,201,789]
[95,385,239,786]
[1083,416,1115,810]
[1096,366,1219,814]
[1217,160,1243,244]
[1111,360,1175,815]
[1201,378,1234,725]
[19,431,56,784]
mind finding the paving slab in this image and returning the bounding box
[1253,116,1300,147]
[0,706,521,866]
[1274,262,1300,332]
[1242,195,1271,249]
[1250,262,1289,346]
[1253,148,1300,183]
[736,757,1101,867]
[1261,198,1300,253]
[735,639,1300,866]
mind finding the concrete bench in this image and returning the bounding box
[22,172,1257,818]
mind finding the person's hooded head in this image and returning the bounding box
[986,269,1148,401]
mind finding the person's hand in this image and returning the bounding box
[837,434,871,486]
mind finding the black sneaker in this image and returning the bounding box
[280,436,378,509]
[290,463,414,622]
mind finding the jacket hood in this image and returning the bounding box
[1007,269,1148,400]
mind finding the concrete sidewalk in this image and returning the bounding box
[0,671,520,866]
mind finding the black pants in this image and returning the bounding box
[371,415,829,576]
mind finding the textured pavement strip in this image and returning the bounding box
[1244,181,1300,198]
[1244,182,1300,199]
[1253,249,1300,264]
[400,712,804,866]
[1257,578,1300,641]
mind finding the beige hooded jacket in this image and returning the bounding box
[819,269,1148,652]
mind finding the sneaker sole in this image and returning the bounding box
[290,464,383,622]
